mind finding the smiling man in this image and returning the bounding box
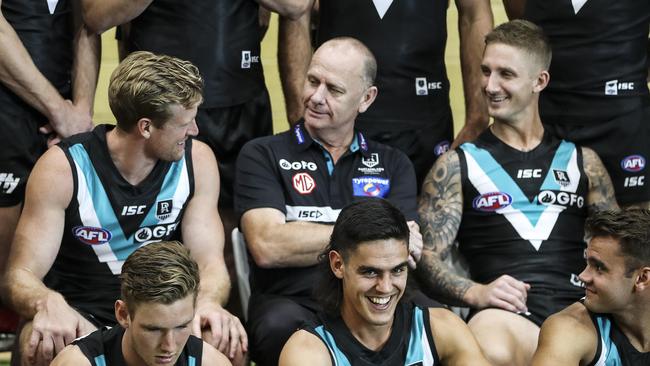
[51,241,230,366]
[532,209,650,365]
[279,199,489,366]
[416,20,619,366]
[235,37,424,365]
[2,51,241,365]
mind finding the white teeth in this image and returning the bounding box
[368,296,390,305]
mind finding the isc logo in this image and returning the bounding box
[624,176,645,187]
[472,192,512,212]
[121,205,146,216]
[297,210,323,219]
[73,226,112,245]
[517,169,542,179]
[621,155,645,172]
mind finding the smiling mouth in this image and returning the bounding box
[367,296,393,310]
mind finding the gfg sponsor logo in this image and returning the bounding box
[621,155,645,172]
[537,190,584,208]
[135,223,179,243]
[73,226,112,245]
[279,159,317,171]
[472,192,512,212]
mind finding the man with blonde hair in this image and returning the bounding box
[2,51,243,365]
[52,241,231,365]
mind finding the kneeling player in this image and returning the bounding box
[51,241,230,366]
[279,199,489,365]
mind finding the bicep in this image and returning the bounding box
[417,151,463,256]
[9,148,72,278]
[429,309,490,366]
[531,317,590,366]
[582,147,618,213]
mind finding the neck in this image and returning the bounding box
[490,112,544,152]
[612,300,650,352]
[305,124,355,164]
[106,127,157,186]
[339,303,393,352]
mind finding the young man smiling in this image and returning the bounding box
[417,20,619,366]
[279,199,489,365]
[51,241,230,366]
[531,209,650,365]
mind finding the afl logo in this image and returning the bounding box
[621,155,645,172]
[472,192,512,212]
[73,226,112,245]
[434,141,450,156]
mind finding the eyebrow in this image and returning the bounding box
[142,318,193,330]
[587,257,607,270]
[357,261,409,273]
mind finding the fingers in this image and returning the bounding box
[39,124,54,135]
[487,275,530,313]
[191,315,203,339]
[407,221,423,264]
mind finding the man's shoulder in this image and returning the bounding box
[51,344,92,366]
[543,302,595,336]
[280,329,332,365]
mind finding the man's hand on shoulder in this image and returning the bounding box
[24,293,96,365]
[192,302,247,364]
[42,100,93,145]
[463,274,530,313]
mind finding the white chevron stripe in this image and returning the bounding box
[571,0,588,14]
[372,0,394,19]
[47,0,59,14]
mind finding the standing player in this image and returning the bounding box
[51,241,231,366]
[2,51,240,365]
[280,200,490,366]
[504,0,650,207]
[417,20,619,366]
[278,0,493,190]
[0,0,100,338]
[532,209,650,365]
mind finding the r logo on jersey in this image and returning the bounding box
[553,169,571,187]
[156,199,174,221]
[292,173,316,194]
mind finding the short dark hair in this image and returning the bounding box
[485,19,552,70]
[120,241,200,316]
[586,209,650,276]
[315,199,409,315]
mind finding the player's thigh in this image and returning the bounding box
[468,308,539,366]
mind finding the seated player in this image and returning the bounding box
[416,20,619,366]
[532,209,650,365]
[2,51,243,365]
[279,199,490,365]
[51,241,231,365]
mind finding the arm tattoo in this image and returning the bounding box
[416,151,474,305]
[583,147,619,215]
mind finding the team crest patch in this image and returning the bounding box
[73,226,112,245]
[293,172,316,194]
[352,176,390,197]
[553,169,571,187]
[472,192,512,212]
[156,199,174,221]
[621,155,645,172]
[362,153,379,168]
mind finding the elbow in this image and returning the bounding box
[278,2,311,20]
[81,11,111,35]
[247,239,279,269]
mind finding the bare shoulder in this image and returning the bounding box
[279,330,332,366]
[201,341,232,365]
[532,302,598,366]
[428,308,491,365]
[191,139,219,169]
[50,345,92,366]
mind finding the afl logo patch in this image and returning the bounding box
[621,155,645,172]
[472,192,512,212]
[73,226,112,245]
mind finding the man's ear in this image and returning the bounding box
[533,70,550,93]
[330,250,345,279]
[634,266,650,291]
[358,86,378,114]
[115,300,131,329]
[137,118,153,139]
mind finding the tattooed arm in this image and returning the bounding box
[582,147,619,214]
[416,150,530,312]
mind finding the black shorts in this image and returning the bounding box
[0,109,48,207]
[543,102,650,205]
[355,114,454,192]
[195,89,272,208]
